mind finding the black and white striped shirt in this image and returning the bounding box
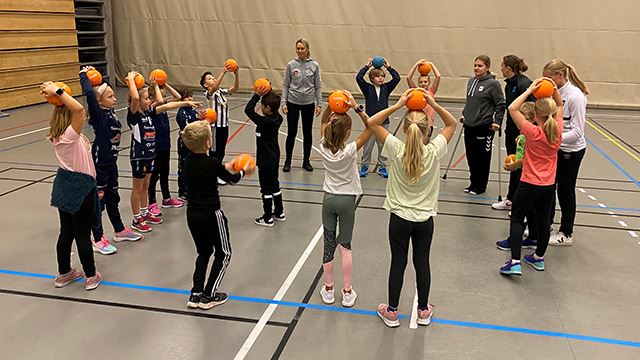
[204,88,230,128]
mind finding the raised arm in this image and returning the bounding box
[428,62,441,95]
[156,100,201,114]
[163,83,182,101]
[79,66,101,125]
[385,59,401,91]
[346,91,372,150]
[356,62,370,94]
[228,70,239,95]
[126,71,140,114]
[41,81,86,135]
[367,88,413,144]
[426,93,457,143]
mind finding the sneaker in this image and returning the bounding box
[148,203,162,217]
[522,237,538,249]
[499,260,522,276]
[85,271,103,290]
[161,197,184,208]
[320,285,335,304]
[254,216,274,227]
[114,227,143,242]
[468,189,478,195]
[178,194,188,203]
[132,217,152,233]
[198,292,228,310]
[496,239,511,251]
[523,227,529,238]
[359,164,369,177]
[523,254,545,271]
[54,268,83,288]
[187,293,202,309]
[303,162,314,172]
[274,212,286,222]
[491,199,512,210]
[145,212,163,225]
[377,166,389,178]
[549,231,573,246]
[217,178,227,186]
[463,186,472,193]
[283,163,291,172]
[417,304,434,326]
[376,303,400,328]
[92,235,117,255]
[341,288,357,307]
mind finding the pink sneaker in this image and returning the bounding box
[92,235,117,255]
[54,268,83,288]
[377,303,400,328]
[148,203,162,217]
[85,271,102,290]
[161,197,184,208]
[417,304,434,326]
[113,227,143,242]
[145,212,163,225]
[132,217,152,233]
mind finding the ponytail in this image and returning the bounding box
[401,111,429,184]
[542,115,559,144]
[321,113,352,153]
[566,64,589,95]
[534,98,559,145]
[543,59,589,95]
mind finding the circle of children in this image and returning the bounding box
[42,38,588,327]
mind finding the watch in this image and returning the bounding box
[55,87,64,96]
[355,104,364,113]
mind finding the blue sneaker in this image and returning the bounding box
[359,164,369,177]
[523,254,545,271]
[499,260,522,276]
[496,239,511,251]
[377,166,389,178]
[522,238,538,249]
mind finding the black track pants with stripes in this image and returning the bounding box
[463,124,495,193]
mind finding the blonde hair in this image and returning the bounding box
[321,113,352,153]
[182,120,211,153]
[519,102,535,122]
[402,111,430,184]
[127,87,149,107]
[544,59,589,95]
[534,98,559,145]
[296,38,311,58]
[47,106,73,141]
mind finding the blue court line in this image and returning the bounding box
[1,268,638,348]
[585,136,640,188]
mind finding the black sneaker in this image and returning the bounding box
[274,212,286,222]
[302,162,313,172]
[198,292,228,310]
[254,216,274,227]
[283,163,291,172]
[187,293,202,308]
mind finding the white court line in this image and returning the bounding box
[233,226,324,360]
[587,195,597,201]
[409,292,419,329]
[629,231,638,238]
[618,221,628,227]
[578,188,586,193]
[598,203,607,208]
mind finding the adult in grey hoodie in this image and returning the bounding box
[461,55,505,195]
[281,38,322,172]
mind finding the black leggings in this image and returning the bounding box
[57,191,96,277]
[463,125,494,193]
[209,126,229,162]
[551,148,585,236]
[509,181,555,260]
[387,213,434,310]
[505,130,520,201]
[285,102,315,164]
[149,149,171,204]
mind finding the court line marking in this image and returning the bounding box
[586,120,640,163]
[0,268,638,348]
[585,136,639,188]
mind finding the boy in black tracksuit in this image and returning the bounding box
[175,88,200,200]
[183,121,247,310]
[244,89,285,227]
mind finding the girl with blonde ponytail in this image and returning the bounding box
[542,59,588,246]
[499,78,564,277]
[367,88,457,328]
[317,91,372,307]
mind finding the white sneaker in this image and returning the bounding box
[491,199,512,210]
[320,285,335,304]
[549,232,573,246]
[523,227,529,238]
[341,288,357,307]
[217,178,227,185]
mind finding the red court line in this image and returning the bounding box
[226,118,251,144]
[451,152,466,168]
[0,118,49,133]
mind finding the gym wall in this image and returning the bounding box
[0,0,81,110]
[112,0,640,108]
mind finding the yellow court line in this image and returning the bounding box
[586,120,640,163]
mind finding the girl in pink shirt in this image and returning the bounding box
[499,78,563,277]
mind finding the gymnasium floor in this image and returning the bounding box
[0,90,639,359]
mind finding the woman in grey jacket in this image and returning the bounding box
[461,55,506,195]
[281,38,322,172]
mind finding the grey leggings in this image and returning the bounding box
[322,193,357,263]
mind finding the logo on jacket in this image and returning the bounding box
[292,69,301,76]
[478,86,484,92]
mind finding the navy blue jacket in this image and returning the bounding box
[176,106,199,131]
[51,168,101,227]
[356,66,401,119]
[152,111,171,152]
[80,73,121,166]
[504,75,534,135]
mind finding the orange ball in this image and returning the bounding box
[504,154,517,164]
[418,62,432,76]
[203,108,217,124]
[232,154,256,172]
[328,90,350,114]
[46,82,72,106]
[253,78,271,93]
[406,89,427,111]
[533,79,554,99]
[150,69,168,86]
[126,73,145,90]
[86,69,102,87]
[224,59,239,72]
